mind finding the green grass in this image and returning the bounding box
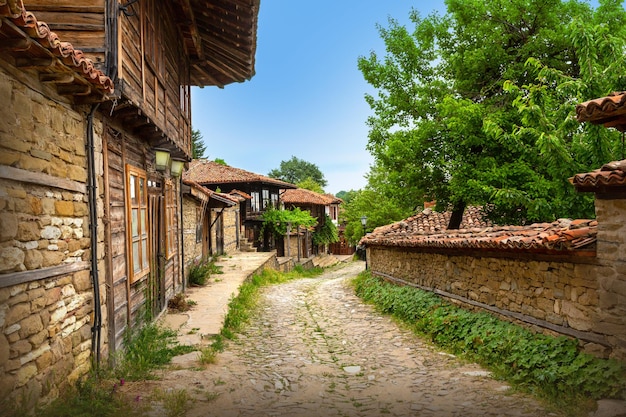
[16,323,197,417]
[351,271,626,415]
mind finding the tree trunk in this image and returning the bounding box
[447,201,466,230]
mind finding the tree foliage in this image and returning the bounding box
[268,156,327,187]
[260,207,317,238]
[191,128,207,159]
[312,214,339,246]
[296,177,325,194]
[358,0,626,225]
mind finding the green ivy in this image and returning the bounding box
[312,214,339,246]
[352,271,626,410]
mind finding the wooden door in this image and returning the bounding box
[215,212,224,255]
[148,192,165,318]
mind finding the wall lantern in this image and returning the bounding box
[154,148,170,172]
[360,215,368,235]
[170,158,185,177]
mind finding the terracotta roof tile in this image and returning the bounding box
[184,160,296,189]
[0,1,114,97]
[570,159,626,191]
[361,208,596,254]
[281,188,337,206]
[576,92,626,131]
[182,179,238,205]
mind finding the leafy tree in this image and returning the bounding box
[312,214,339,246]
[268,156,327,187]
[335,190,358,204]
[214,158,228,166]
[191,128,207,159]
[260,207,317,239]
[296,177,325,194]
[358,0,626,226]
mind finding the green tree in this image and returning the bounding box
[268,156,327,187]
[191,128,207,159]
[358,0,626,226]
[296,177,325,194]
[312,214,339,246]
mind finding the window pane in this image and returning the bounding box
[132,209,138,236]
[139,178,145,202]
[130,175,136,204]
[140,209,147,232]
[133,242,140,272]
[141,239,148,269]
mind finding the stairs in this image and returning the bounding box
[239,237,257,252]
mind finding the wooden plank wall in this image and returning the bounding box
[25,0,106,68]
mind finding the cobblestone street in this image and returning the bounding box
[129,260,562,417]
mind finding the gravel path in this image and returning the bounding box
[136,261,559,417]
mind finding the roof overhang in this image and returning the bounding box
[174,0,260,87]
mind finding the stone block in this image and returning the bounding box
[10,339,32,358]
[17,221,40,242]
[0,212,18,241]
[19,314,44,339]
[41,250,64,267]
[16,364,38,387]
[0,333,9,366]
[73,269,91,292]
[54,200,74,217]
[23,249,43,270]
[5,302,29,327]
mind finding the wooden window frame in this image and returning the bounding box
[125,165,150,283]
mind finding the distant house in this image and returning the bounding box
[281,188,343,257]
[0,0,259,408]
[361,92,626,360]
[184,160,297,251]
[181,179,239,270]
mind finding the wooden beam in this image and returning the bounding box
[15,56,54,68]
[0,262,89,288]
[39,72,75,83]
[0,165,86,193]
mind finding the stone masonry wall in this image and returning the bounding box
[0,65,106,407]
[221,206,238,255]
[182,197,202,270]
[593,198,626,359]
[367,246,623,359]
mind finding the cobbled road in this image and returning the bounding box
[143,261,558,417]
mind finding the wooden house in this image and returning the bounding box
[280,188,342,257]
[181,179,239,267]
[184,160,297,251]
[0,0,259,407]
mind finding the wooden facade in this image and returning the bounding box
[184,160,297,251]
[0,1,258,406]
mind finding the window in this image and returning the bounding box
[195,207,202,243]
[126,165,149,282]
[262,189,270,209]
[251,191,260,212]
[270,192,279,209]
[165,180,177,259]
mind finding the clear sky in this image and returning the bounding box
[191,1,447,195]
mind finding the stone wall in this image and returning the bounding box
[182,196,203,269]
[367,243,623,359]
[593,198,626,358]
[221,206,239,255]
[0,64,106,407]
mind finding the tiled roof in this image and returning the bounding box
[570,159,626,192]
[183,179,238,205]
[229,189,252,200]
[361,208,596,255]
[281,188,338,206]
[184,160,297,189]
[576,92,626,131]
[0,0,114,100]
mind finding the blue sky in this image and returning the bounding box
[191,1,446,195]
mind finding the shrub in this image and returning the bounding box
[352,271,626,411]
[187,257,223,286]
